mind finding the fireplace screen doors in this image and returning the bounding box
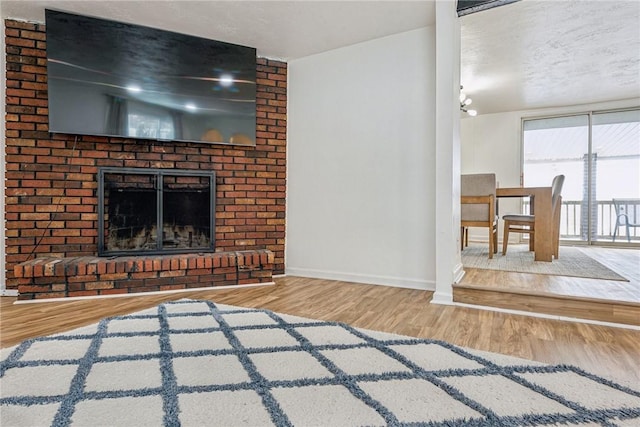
[98,167,215,255]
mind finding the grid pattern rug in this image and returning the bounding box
[461,243,629,281]
[2,300,639,427]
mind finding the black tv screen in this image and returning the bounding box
[45,10,256,145]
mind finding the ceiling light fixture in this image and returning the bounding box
[460,85,477,116]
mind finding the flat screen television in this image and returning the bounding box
[45,9,256,145]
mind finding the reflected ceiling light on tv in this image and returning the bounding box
[219,74,234,87]
[460,85,477,116]
[45,9,257,145]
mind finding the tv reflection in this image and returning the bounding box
[45,9,257,146]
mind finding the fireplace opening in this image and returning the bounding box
[98,167,215,256]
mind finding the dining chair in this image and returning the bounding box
[502,174,565,258]
[461,173,498,259]
[229,133,254,145]
[200,128,224,143]
[612,199,640,242]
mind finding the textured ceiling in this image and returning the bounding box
[2,0,639,115]
[0,0,435,60]
[460,0,640,114]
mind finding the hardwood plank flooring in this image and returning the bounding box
[454,286,640,325]
[585,246,640,286]
[459,266,640,304]
[2,276,639,388]
[455,246,640,324]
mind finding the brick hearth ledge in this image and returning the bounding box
[14,250,274,300]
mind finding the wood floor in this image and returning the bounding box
[455,246,640,325]
[2,276,639,389]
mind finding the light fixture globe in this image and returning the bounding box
[459,85,477,116]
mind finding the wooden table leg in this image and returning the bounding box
[533,188,553,262]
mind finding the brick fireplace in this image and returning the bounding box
[4,19,287,300]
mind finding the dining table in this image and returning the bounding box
[496,186,554,262]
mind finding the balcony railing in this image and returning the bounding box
[522,199,640,242]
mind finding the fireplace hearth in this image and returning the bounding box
[98,167,215,256]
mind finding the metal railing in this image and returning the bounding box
[522,199,640,241]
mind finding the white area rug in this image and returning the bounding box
[462,243,629,281]
[2,300,639,426]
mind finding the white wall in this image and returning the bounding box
[460,98,640,242]
[461,111,522,242]
[286,27,436,290]
[48,80,109,135]
[461,112,522,188]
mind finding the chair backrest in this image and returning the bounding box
[613,199,640,226]
[551,174,565,212]
[229,133,254,145]
[461,173,496,222]
[201,128,224,143]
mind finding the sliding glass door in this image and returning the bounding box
[592,110,640,244]
[522,109,640,246]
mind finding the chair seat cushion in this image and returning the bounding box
[503,214,534,222]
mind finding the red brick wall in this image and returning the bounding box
[4,19,287,290]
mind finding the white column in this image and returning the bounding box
[433,1,463,305]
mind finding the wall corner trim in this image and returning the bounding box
[453,262,465,283]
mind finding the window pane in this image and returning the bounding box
[127,100,175,140]
[592,110,640,243]
[523,115,589,241]
[523,110,640,244]
[523,115,589,190]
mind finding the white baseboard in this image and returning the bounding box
[285,267,435,291]
[1,289,19,297]
[453,262,465,283]
[12,281,275,304]
[430,291,453,305]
